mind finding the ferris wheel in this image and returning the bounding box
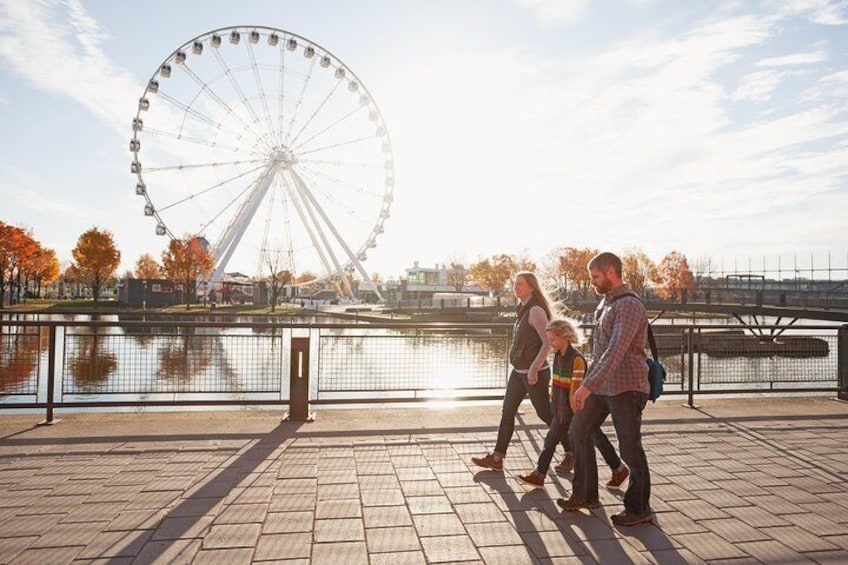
[130,26,393,299]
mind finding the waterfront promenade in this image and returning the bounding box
[0,398,846,564]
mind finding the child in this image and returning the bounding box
[517,318,628,488]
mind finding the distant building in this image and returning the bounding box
[400,261,485,301]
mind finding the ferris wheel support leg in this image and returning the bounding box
[280,173,337,286]
[208,165,278,285]
[285,171,355,298]
[290,170,384,302]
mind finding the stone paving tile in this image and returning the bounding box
[465,521,524,547]
[132,538,201,565]
[150,515,214,541]
[519,529,586,560]
[357,474,400,490]
[315,499,361,519]
[454,502,508,524]
[762,525,842,553]
[412,512,467,536]
[699,517,770,544]
[213,502,267,524]
[504,509,561,533]
[78,529,153,560]
[735,539,811,563]
[313,518,364,542]
[316,482,359,500]
[729,504,794,528]
[268,493,314,512]
[369,550,427,565]
[201,522,261,548]
[578,538,652,564]
[406,495,454,515]
[400,479,444,496]
[0,536,37,565]
[30,520,109,548]
[253,532,311,561]
[673,531,748,560]
[360,488,404,507]
[363,505,413,528]
[365,524,422,553]
[261,510,314,534]
[444,485,494,504]
[419,534,481,563]
[780,512,848,537]
[311,540,368,565]
[7,544,84,564]
[477,544,542,564]
[191,547,253,564]
[667,499,732,521]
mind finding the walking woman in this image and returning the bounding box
[472,271,561,471]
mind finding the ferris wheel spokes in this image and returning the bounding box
[290,169,382,299]
[208,165,277,284]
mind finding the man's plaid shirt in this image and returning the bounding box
[583,284,650,396]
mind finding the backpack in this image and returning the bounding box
[645,324,665,402]
[603,293,666,402]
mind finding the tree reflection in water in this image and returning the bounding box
[69,329,118,391]
[157,330,213,385]
[0,325,43,395]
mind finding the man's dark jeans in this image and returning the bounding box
[494,368,560,455]
[536,397,621,475]
[569,391,650,515]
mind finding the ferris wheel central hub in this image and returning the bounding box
[271,148,296,168]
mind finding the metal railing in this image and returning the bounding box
[1,319,845,423]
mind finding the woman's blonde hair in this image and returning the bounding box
[514,271,553,320]
[545,318,584,346]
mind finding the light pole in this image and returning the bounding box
[142,280,148,310]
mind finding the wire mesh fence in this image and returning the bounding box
[0,319,843,414]
[316,329,511,397]
[0,326,42,396]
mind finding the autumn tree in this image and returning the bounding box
[656,250,694,300]
[161,236,214,308]
[446,261,467,291]
[28,246,60,298]
[540,246,598,299]
[0,222,38,308]
[134,253,163,279]
[71,227,121,303]
[621,248,658,297]
[263,250,292,312]
[468,254,519,297]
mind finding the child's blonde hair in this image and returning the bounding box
[545,318,584,346]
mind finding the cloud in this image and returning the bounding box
[767,0,848,25]
[732,70,784,101]
[0,0,140,133]
[515,0,593,26]
[757,50,828,66]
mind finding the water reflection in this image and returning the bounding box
[68,329,118,391]
[157,332,213,382]
[0,325,44,395]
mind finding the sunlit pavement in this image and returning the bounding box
[0,397,846,564]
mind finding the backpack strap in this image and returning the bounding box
[605,291,658,361]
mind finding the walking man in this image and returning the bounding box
[559,252,653,526]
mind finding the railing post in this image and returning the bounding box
[285,336,314,421]
[683,326,697,409]
[838,325,848,402]
[39,324,59,425]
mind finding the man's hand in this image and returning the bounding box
[571,385,591,411]
[527,369,538,386]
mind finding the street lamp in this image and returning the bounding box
[142,280,148,310]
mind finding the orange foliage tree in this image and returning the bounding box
[72,227,121,303]
[656,250,694,300]
[0,221,39,307]
[161,236,214,308]
[28,246,60,298]
[134,253,163,279]
[540,246,598,298]
[469,254,515,297]
[621,248,658,297]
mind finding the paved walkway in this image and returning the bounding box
[0,397,846,564]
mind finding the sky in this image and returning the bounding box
[0,0,847,282]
